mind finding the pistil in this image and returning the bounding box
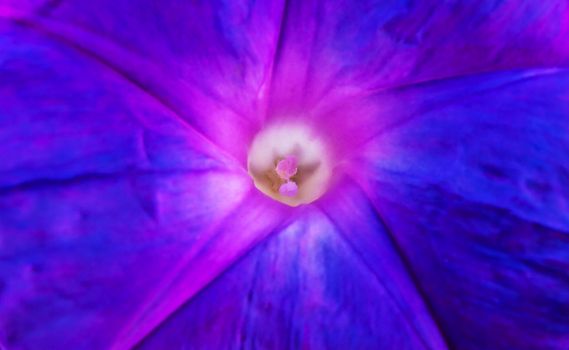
[275,155,299,197]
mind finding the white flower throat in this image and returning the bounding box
[247,123,332,207]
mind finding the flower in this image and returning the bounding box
[0,1,568,349]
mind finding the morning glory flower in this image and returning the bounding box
[1,1,568,349]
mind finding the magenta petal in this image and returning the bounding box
[135,207,445,350]
[353,70,569,349]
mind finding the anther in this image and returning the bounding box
[279,181,298,197]
[275,155,298,180]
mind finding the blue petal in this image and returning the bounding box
[0,23,261,349]
[0,24,240,186]
[135,204,446,350]
[354,69,569,349]
[2,0,284,163]
[266,0,569,113]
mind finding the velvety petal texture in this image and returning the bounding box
[3,0,286,163]
[267,0,569,113]
[0,23,255,349]
[1,0,568,349]
[136,208,445,350]
[354,70,569,349]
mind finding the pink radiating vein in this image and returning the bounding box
[111,189,292,350]
[318,178,449,350]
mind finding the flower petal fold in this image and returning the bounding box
[111,190,291,350]
[353,70,569,349]
[0,169,254,349]
[0,24,263,349]
[135,207,446,350]
[267,0,569,114]
[0,24,242,188]
[2,0,286,163]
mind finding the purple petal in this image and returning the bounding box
[2,2,568,349]
[112,190,291,350]
[0,170,254,349]
[352,70,569,349]
[0,23,275,349]
[0,24,241,187]
[2,0,284,163]
[135,206,444,349]
[266,0,569,113]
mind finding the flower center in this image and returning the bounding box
[247,123,332,207]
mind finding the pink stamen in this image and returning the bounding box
[275,155,298,180]
[279,181,298,197]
